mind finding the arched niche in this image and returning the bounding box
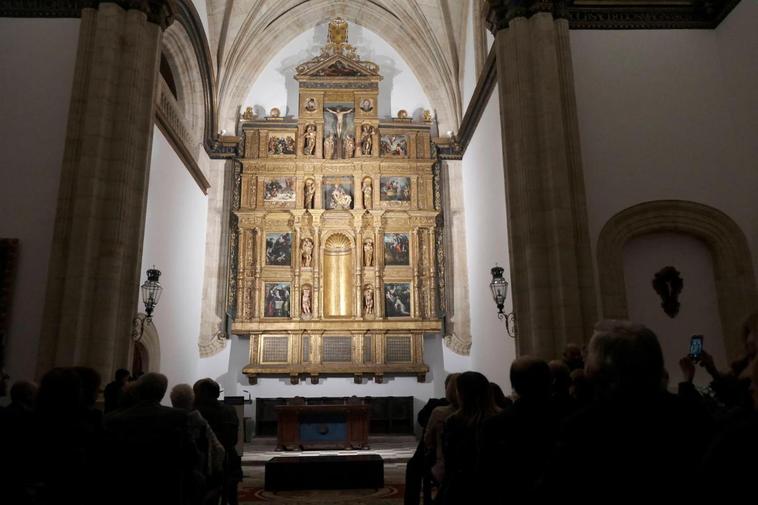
[130,313,161,373]
[322,233,354,317]
[596,200,758,361]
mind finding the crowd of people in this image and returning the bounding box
[2,315,756,504]
[405,317,758,504]
[0,369,241,505]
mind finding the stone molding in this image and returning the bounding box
[596,200,758,361]
[484,0,740,32]
[154,79,211,193]
[0,0,176,29]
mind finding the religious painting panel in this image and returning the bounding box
[380,176,411,202]
[380,135,408,157]
[267,132,296,155]
[265,232,292,266]
[359,97,374,113]
[263,177,296,206]
[303,96,318,113]
[322,176,354,210]
[323,102,355,139]
[264,282,291,318]
[383,233,410,266]
[384,282,412,318]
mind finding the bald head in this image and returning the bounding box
[510,357,551,400]
[135,373,168,404]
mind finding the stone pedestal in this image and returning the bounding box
[37,2,174,381]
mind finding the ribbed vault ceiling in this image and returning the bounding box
[205,0,469,133]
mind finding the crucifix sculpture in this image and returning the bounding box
[326,107,353,139]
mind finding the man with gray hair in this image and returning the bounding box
[541,320,712,500]
[105,373,198,505]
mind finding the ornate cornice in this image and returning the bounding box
[0,1,176,29]
[486,0,741,32]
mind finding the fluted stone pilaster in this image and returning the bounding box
[37,1,174,381]
[489,1,597,358]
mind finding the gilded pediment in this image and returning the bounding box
[295,17,381,81]
[297,55,380,79]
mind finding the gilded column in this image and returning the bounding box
[37,1,175,380]
[487,0,598,358]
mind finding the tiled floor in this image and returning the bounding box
[242,435,417,466]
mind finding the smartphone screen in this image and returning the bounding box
[689,335,704,359]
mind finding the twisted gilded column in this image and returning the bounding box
[488,0,597,358]
[37,1,174,380]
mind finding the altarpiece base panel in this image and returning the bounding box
[232,19,441,384]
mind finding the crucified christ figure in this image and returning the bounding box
[326,107,354,139]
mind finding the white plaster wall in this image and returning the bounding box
[0,19,80,381]
[623,233,726,388]
[461,0,478,113]
[571,14,758,280]
[243,22,431,121]
[141,128,208,392]
[715,0,758,262]
[461,85,516,392]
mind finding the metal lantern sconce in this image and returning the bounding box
[140,267,163,321]
[490,265,516,338]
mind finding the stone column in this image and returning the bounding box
[37,2,174,381]
[488,0,597,358]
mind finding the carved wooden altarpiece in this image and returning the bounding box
[233,19,440,384]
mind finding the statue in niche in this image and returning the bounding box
[363,285,374,315]
[330,184,352,209]
[301,285,312,318]
[344,135,355,158]
[363,238,374,267]
[303,123,317,155]
[325,107,353,140]
[304,179,316,209]
[301,238,314,268]
[652,266,684,318]
[324,134,335,160]
[362,179,372,209]
[360,124,374,155]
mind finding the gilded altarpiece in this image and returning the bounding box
[233,20,440,384]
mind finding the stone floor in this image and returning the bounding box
[242,435,417,466]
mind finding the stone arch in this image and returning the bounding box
[161,0,217,152]
[217,0,461,134]
[596,200,758,361]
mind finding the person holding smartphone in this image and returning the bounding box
[692,313,758,410]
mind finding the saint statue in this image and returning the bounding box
[304,179,316,209]
[325,107,354,140]
[324,134,335,160]
[363,238,374,267]
[301,238,314,268]
[362,179,372,209]
[303,123,316,156]
[330,184,352,209]
[363,285,374,315]
[344,135,355,158]
[361,124,374,156]
[301,286,312,318]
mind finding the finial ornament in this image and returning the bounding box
[328,17,349,45]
